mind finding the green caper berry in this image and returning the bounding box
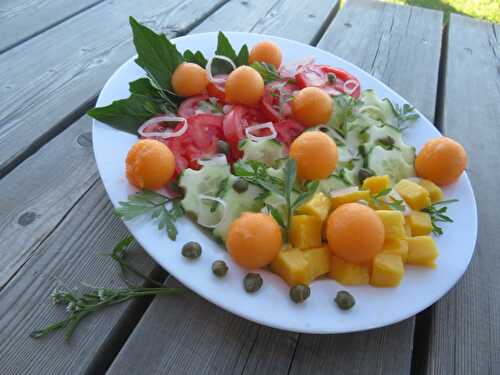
[232,178,249,193]
[335,290,355,310]
[243,273,263,293]
[327,73,337,83]
[289,284,311,303]
[358,168,374,184]
[217,140,230,155]
[212,260,228,277]
[319,126,329,133]
[181,241,202,259]
[378,136,395,148]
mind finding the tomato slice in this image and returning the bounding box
[260,81,298,122]
[274,119,306,148]
[178,95,209,118]
[295,64,361,98]
[207,74,228,101]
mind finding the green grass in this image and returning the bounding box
[383,0,500,24]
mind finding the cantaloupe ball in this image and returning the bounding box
[249,41,282,69]
[415,137,467,186]
[171,62,208,97]
[226,212,282,269]
[289,131,338,180]
[126,139,175,189]
[291,87,333,127]
[225,66,264,106]
[326,203,385,263]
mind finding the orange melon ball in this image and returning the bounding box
[326,203,385,263]
[289,131,338,180]
[291,87,333,127]
[249,41,283,69]
[226,212,282,269]
[171,62,208,97]
[415,137,467,186]
[126,139,175,190]
[225,66,264,106]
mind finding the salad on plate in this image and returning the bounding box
[88,17,468,307]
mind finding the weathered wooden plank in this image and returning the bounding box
[0,0,226,177]
[425,15,500,375]
[0,0,103,53]
[288,1,443,373]
[106,1,338,374]
[0,117,97,288]
[0,181,162,375]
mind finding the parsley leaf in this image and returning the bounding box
[250,62,280,84]
[388,100,420,130]
[115,190,184,240]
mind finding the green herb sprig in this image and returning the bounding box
[389,101,420,130]
[210,177,229,212]
[115,190,184,240]
[422,199,458,236]
[370,188,405,211]
[250,61,280,84]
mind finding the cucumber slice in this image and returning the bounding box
[239,139,285,167]
[359,89,398,128]
[365,125,415,164]
[368,146,416,184]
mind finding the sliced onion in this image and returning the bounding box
[330,186,359,198]
[197,194,227,228]
[282,56,315,75]
[138,116,188,139]
[197,154,228,166]
[343,79,359,95]
[207,55,236,85]
[359,105,384,114]
[222,105,233,114]
[245,122,277,142]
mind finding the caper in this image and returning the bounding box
[181,241,202,259]
[243,273,263,293]
[232,178,249,193]
[212,260,228,277]
[327,73,337,83]
[319,126,329,133]
[378,136,395,148]
[217,140,230,155]
[358,167,374,184]
[335,290,355,310]
[289,284,311,303]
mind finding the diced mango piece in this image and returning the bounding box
[362,175,391,195]
[303,246,330,280]
[370,253,404,287]
[331,190,371,210]
[296,192,331,222]
[419,179,444,203]
[407,211,432,236]
[395,179,431,210]
[290,215,322,249]
[382,238,408,262]
[406,236,439,266]
[375,210,406,240]
[271,249,311,286]
[404,219,412,237]
[329,256,370,285]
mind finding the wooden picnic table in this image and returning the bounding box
[0,0,498,373]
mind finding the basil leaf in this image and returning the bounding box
[212,31,249,74]
[129,78,163,99]
[129,16,183,92]
[87,94,162,135]
[237,44,249,65]
[183,50,208,67]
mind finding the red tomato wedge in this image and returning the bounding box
[207,74,228,101]
[295,64,361,98]
[274,119,306,148]
[178,95,208,118]
[260,81,298,122]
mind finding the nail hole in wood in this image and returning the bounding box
[18,212,37,226]
[77,132,92,147]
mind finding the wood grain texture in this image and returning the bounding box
[0,0,226,177]
[288,1,443,373]
[0,0,103,53]
[0,181,161,375]
[106,1,339,373]
[425,15,500,375]
[0,117,97,288]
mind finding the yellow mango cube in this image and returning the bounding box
[329,256,370,285]
[382,238,408,262]
[407,211,432,236]
[303,246,330,280]
[290,215,322,249]
[296,192,331,222]
[419,179,444,203]
[395,179,431,210]
[331,189,371,210]
[406,236,439,266]
[370,253,404,287]
[271,249,311,286]
[362,175,391,194]
[375,210,407,240]
[404,219,412,237]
